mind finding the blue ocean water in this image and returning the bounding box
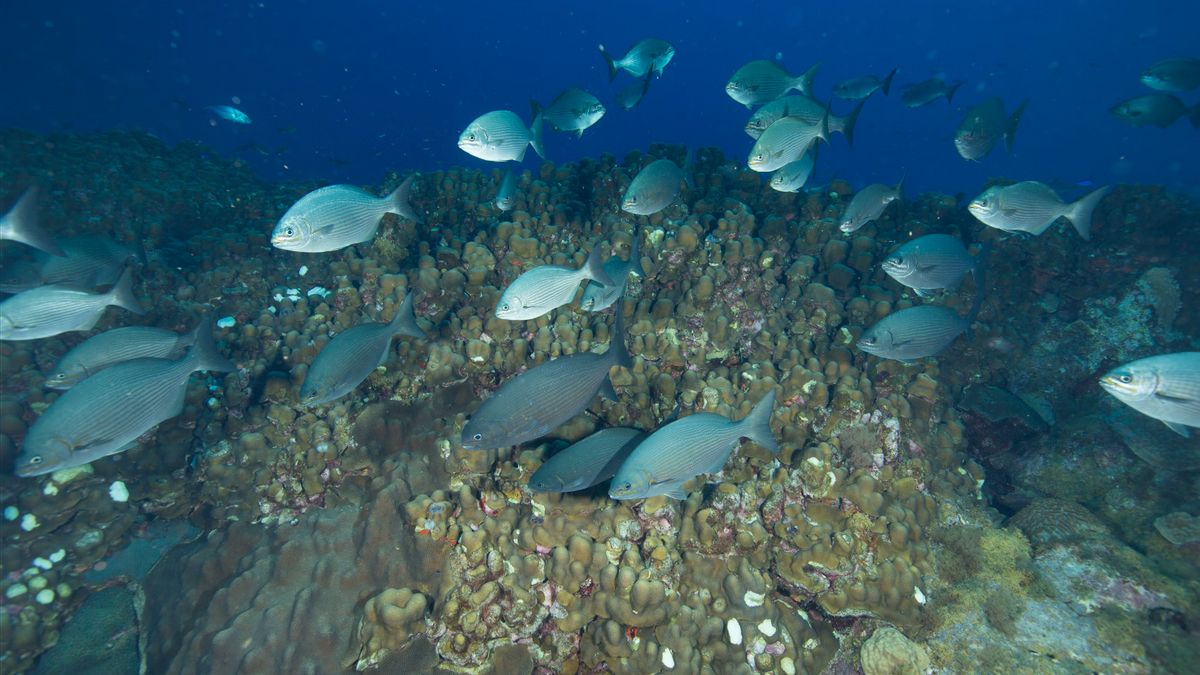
[4,1,1197,195]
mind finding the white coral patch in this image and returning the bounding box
[109,480,130,503]
[661,647,675,669]
[727,618,743,645]
[914,586,927,605]
[743,589,765,607]
[757,619,776,636]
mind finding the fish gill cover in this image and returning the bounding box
[0,3,1198,675]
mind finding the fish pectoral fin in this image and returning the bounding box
[313,224,339,236]
[1163,421,1193,438]
[663,485,688,500]
[598,378,619,402]
[1001,207,1020,217]
[1154,392,1197,405]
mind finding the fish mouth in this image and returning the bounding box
[1098,375,1134,396]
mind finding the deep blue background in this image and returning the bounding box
[4,1,1197,197]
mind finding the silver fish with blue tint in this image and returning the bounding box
[535,88,606,138]
[968,182,1109,241]
[458,110,545,162]
[726,60,820,108]
[769,151,817,193]
[207,105,252,124]
[0,267,143,341]
[1100,353,1200,438]
[1140,57,1200,92]
[833,68,896,100]
[882,234,987,297]
[46,315,206,389]
[857,298,982,363]
[271,176,418,253]
[494,169,517,212]
[622,158,688,215]
[497,243,613,321]
[954,97,1027,161]
[840,180,903,233]
[599,39,674,80]
[582,236,641,312]
[746,95,863,146]
[528,427,645,493]
[615,74,652,111]
[748,114,828,172]
[901,76,963,108]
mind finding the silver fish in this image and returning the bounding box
[462,309,630,450]
[37,235,139,289]
[0,188,63,256]
[745,95,863,146]
[882,234,987,297]
[528,427,645,492]
[15,319,235,477]
[726,60,820,108]
[1110,93,1199,129]
[833,68,896,100]
[900,76,963,107]
[1100,352,1200,438]
[582,236,642,312]
[46,316,205,389]
[954,97,1027,161]
[536,88,606,137]
[839,180,903,233]
[271,176,418,253]
[0,267,143,341]
[622,158,687,215]
[207,105,252,124]
[748,114,829,172]
[615,74,652,111]
[769,151,817,193]
[494,169,517,212]
[300,291,426,407]
[599,39,674,80]
[968,182,1109,240]
[609,389,778,500]
[458,110,546,162]
[857,303,979,362]
[496,243,613,320]
[1141,57,1200,92]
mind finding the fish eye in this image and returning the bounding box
[861,336,876,345]
[284,226,295,236]
[622,482,632,490]
[1118,374,1133,384]
[500,302,509,311]
[472,433,482,441]
[628,196,637,204]
[29,455,42,465]
[467,133,476,141]
[890,255,903,265]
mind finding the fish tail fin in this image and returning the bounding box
[584,242,614,286]
[1065,185,1110,241]
[798,61,821,96]
[389,290,428,340]
[108,267,145,315]
[599,44,617,81]
[945,80,964,105]
[1005,99,1029,154]
[609,302,632,369]
[188,316,236,373]
[895,176,905,200]
[182,309,210,349]
[818,104,831,143]
[529,109,546,160]
[740,389,779,453]
[3,187,64,256]
[842,99,866,148]
[387,174,420,223]
[880,67,897,95]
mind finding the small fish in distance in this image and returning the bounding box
[840,180,904,234]
[207,105,252,124]
[1140,57,1200,92]
[494,169,517,212]
[271,176,419,253]
[496,243,613,321]
[1100,353,1200,438]
[769,151,817,193]
[954,97,1028,161]
[458,110,546,162]
[598,39,674,80]
[622,157,689,215]
[0,188,63,256]
[833,68,897,101]
[726,60,820,108]
[582,236,642,312]
[615,74,653,111]
[1110,93,1200,129]
[901,76,964,107]
[535,88,606,138]
[968,181,1109,241]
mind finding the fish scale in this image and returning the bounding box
[48,324,197,389]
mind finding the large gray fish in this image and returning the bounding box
[745,95,864,146]
[1141,57,1200,92]
[839,180,903,233]
[582,236,642,312]
[833,68,896,100]
[968,182,1109,241]
[462,309,630,450]
[0,267,143,341]
[535,88,606,137]
[1110,94,1199,129]
[609,389,778,500]
[528,427,645,493]
[496,243,613,320]
[882,234,988,297]
[954,97,1028,161]
[46,316,205,389]
[769,151,817,193]
[748,114,829,172]
[0,234,138,293]
[598,39,674,80]
[494,169,517,212]
[901,76,964,107]
[622,157,688,215]
[0,188,63,256]
[271,176,419,253]
[458,110,546,162]
[1100,352,1200,438]
[15,318,235,477]
[300,291,426,407]
[726,60,820,109]
[615,74,652,111]
[857,298,982,363]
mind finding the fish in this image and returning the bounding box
[528,427,646,493]
[769,151,817,193]
[745,95,864,146]
[0,188,63,256]
[207,105,252,124]
[15,318,235,477]
[534,88,606,137]
[299,291,426,407]
[748,114,829,172]
[900,76,964,107]
[615,74,653,111]
[458,110,546,162]
[0,267,143,341]
[954,97,1028,161]
[33,235,140,290]
[462,308,630,450]
[494,169,517,212]
[1100,352,1200,438]
[270,176,418,253]
[496,243,614,321]
[968,182,1110,240]
[582,236,642,312]
[833,68,897,100]
[1109,93,1200,129]
[598,39,675,80]
[609,389,778,500]
[1140,57,1200,92]
[857,298,982,362]
[726,60,820,108]
[45,315,207,389]
[839,180,904,234]
[622,157,688,215]
[882,234,988,297]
